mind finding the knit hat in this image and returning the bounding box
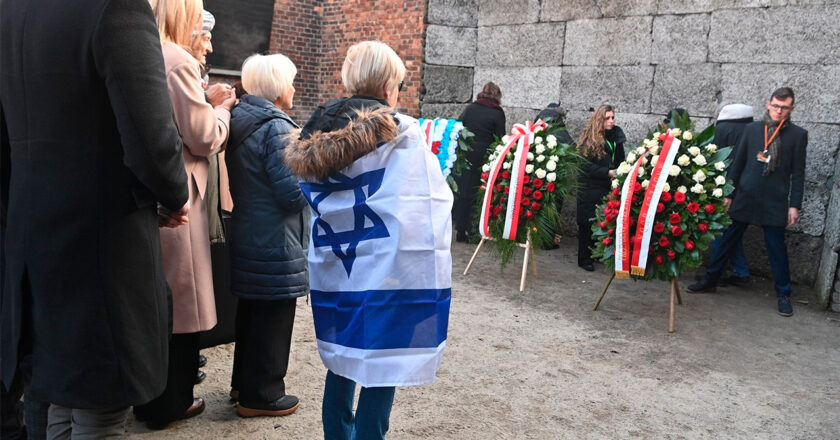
[716,103,754,122]
[201,10,215,34]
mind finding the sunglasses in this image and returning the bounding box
[398,80,405,92]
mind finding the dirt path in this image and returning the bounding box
[125,239,840,439]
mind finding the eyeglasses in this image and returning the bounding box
[398,80,405,92]
[769,103,793,112]
[605,115,615,120]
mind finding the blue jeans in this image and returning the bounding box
[705,222,791,296]
[710,234,750,278]
[322,371,395,440]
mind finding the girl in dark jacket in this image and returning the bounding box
[226,53,309,417]
[454,82,506,242]
[576,105,626,271]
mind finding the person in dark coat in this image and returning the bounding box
[535,103,574,249]
[575,105,626,271]
[226,54,309,418]
[454,82,506,242]
[689,88,807,317]
[708,103,755,286]
[0,0,189,436]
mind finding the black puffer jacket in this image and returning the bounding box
[226,94,309,300]
[576,126,626,224]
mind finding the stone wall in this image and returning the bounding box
[422,0,840,302]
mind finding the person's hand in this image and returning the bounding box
[205,83,231,107]
[158,202,189,228]
[723,197,732,210]
[608,169,617,179]
[787,207,800,226]
[218,88,236,112]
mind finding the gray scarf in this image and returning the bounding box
[762,111,788,175]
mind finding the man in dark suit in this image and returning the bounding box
[688,88,807,317]
[1,0,189,436]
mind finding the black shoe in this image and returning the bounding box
[720,275,749,287]
[578,262,594,272]
[195,370,206,384]
[146,397,205,430]
[687,278,717,293]
[237,395,300,417]
[198,354,207,368]
[541,243,559,250]
[456,231,468,243]
[777,296,793,317]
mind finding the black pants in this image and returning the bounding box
[578,222,596,265]
[133,332,199,423]
[453,168,482,235]
[231,298,297,406]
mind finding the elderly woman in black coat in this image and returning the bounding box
[226,53,308,418]
[575,105,626,271]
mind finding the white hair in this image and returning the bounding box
[341,41,406,96]
[241,54,297,102]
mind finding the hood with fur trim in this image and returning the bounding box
[285,107,399,181]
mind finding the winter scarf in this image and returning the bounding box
[762,110,789,175]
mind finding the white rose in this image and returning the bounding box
[617,163,631,176]
[503,161,511,170]
[677,154,691,166]
[535,144,546,154]
[534,136,543,145]
[671,128,682,138]
[691,183,705,194]
[642,179,650,188]
[682,131,693,141]
[502,135,510,144]
[650,155,660,166]
[688,146,701,157]
[712,188,723,198]
[649,145,660,155]
[546,172,557,182]
[495,145,505,153]
[482,164,490,172]
[693,170,706,182]
[525,164,534,173]
[612,179,620,189]
[644,138,658,148]
[546,135,557,144]
[669,165,681,176]
[537,154,546,162]
[715,175,726,186]
[546,139,557,148]
[546,161,557,171]
[637,166,645,177]
[635,147,645,156]
[663,182,670,192]
[677,185,688,194]
[535,169,547,179]
[534,125,544,133]
[653,132,661,139]
[626,153,637,164]
[715,161,726,171]
[705,144,718,153]
[692,155,707,166]
[527,152,535,161]
[550,155,560,162]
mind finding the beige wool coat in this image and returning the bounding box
[160,41,229,333]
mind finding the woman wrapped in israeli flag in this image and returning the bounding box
[285,41,453,440]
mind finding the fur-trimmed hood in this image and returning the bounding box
[285,106,400,181]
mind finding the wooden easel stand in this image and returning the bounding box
[593,274,683,333]
[463,234,537,291]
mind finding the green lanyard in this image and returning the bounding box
[605,140,617,162]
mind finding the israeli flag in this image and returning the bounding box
[300,113,453,387]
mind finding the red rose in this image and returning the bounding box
[607,228,614,236]
[705,204,716,214]
[523,175,530,184]
[526,210,534,220]
[523,186,532,195]
[669,212,681,225]
[632,194,639,203]
[531,202,541,211]
[685,240,695,251]
[599,221,607,229]
[674,192,686,204]
[671,226,683,237]
[698,223,709,233]
[633,182,642,193]
[546,182,556,193]
[606,213,617,223]
[502,171,511,179]
[495,183,502,192]
[493,206,503,216]
[659,236,670,248]
[533,179,543,188]
[521,198,531,206]
[687,202,700,214]
[667,250,677,260]
[533,191,544,200]
[504,186,510,194]
[481,172,489,180]
[628,216,636,227]
[499,195,506,204]
[603,207,611,215]
[613,188,620,197]
[656,202,665,213]
[609,200,621,209]
[479,185,486,191]
[654,222,665,233]
[603,237,612,246]
[655,255,665,265]
[661,192,672,202]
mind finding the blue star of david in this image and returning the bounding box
[300,169,390,277]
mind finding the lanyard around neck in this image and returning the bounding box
[605,139,617,161]
[764,118,785,152]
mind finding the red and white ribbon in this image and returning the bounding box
[479,120,547,240]
[614,151,648,278]
[420,119,434,151]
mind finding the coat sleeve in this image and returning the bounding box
[495,110,506,139]
[727,129,749,199]
[788,130,807,209]
[263,123,307,213]
[167,61,230,157]
[92,0,188,210]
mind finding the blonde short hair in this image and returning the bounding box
[151,0,203,48]
[241,54,297,102]
[341,41,406,96]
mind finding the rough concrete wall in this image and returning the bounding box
[422,0,840,298]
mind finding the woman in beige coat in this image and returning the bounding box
[134,0,235,429]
